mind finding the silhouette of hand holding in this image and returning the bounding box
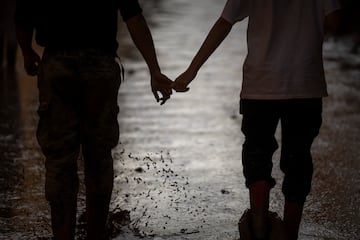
[151,72,173,105]
[172,70,195,92]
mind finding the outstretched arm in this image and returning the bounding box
[172,17,233,92]
[126,14,172,105]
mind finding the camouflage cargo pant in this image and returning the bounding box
[37,48,122,239]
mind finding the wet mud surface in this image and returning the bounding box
[1,0,360,239]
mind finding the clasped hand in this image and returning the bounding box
[152,69,194,105]
[152,68,194,104]
[151,72,173,105]
[172,69,194,92]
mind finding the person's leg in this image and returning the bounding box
[241,99,280,239]
[249,181,272,239]
[283,201,304,240]
[80,52,121,240]
[280,98,322,240]
[37,51,82,240]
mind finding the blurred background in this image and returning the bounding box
[1,0,359,239]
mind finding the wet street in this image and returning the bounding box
[1,0,360,239]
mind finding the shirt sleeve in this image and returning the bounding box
[323,0,341,16]
[14,0,36,30]
[119,0,143,22]
[221,0,249,24]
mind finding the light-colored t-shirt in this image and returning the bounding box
[221,0,341,99]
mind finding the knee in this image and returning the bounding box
[242,137,278,188]
[45,155,80,202]
[83,151,114,195]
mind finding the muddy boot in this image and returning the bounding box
[283,201,304,240]
[49,199,77,240]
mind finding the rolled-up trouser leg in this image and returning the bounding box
[240,100,280,188]
[280,99,322,203]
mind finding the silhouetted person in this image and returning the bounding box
[0,0,17,68]
[15,0,172,239]
[172,0,341,239]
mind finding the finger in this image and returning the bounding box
[160,95,170,105]
[152,89,160,102]
[166,88,173,96]
[160,98,168,105]
[174,87,190,93]
[171,84,181,91]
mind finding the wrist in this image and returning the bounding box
[149,67,162,77]
[187,66,198,78]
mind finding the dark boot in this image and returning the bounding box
[283,200,304,240]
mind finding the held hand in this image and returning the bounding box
[23,49,41,76]
[151,72,173,105]
[172,69,196,92]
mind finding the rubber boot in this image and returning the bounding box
[283,200,304,240]
[49,198,77,240]
[249,181,271,240]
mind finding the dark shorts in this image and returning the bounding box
[240,98,322,202]
[37,48,122,201]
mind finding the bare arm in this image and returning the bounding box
[126,14,172,104]
[172,17,233,92]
